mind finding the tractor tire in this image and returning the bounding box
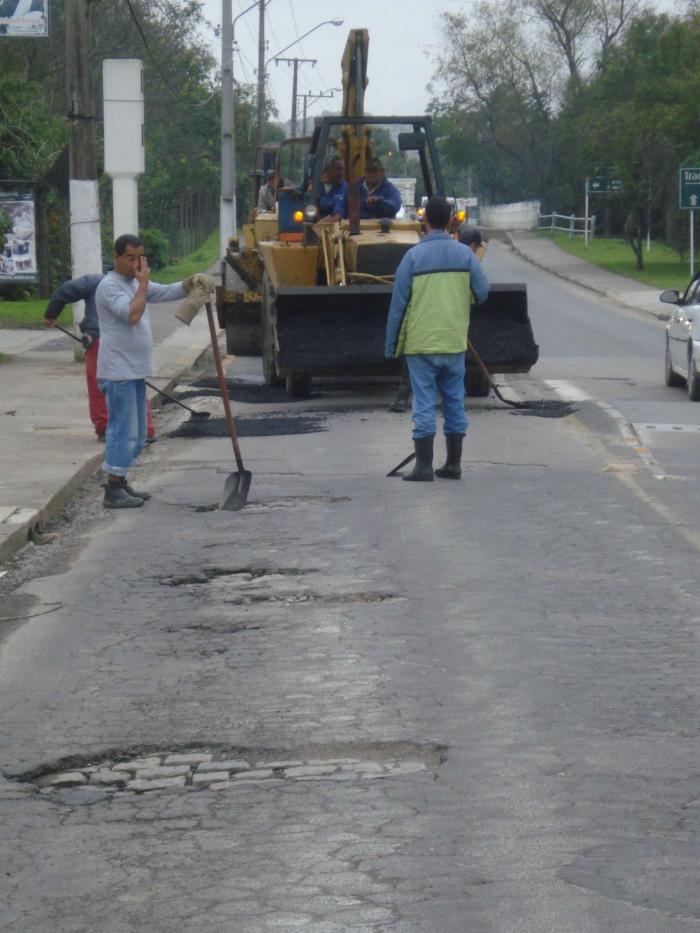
[261,273,284,387]
[285,374,312,398]
[465,364,491,397]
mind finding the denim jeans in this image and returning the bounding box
[406,353,468,439]
[98,378,147,477]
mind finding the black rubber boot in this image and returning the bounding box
[435,434,464,479]
[103,483,144,509]
[389,385,411,413]
[403,436,434,482]
[120,478,151,500]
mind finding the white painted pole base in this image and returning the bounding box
[112,175,139,242]
[69,179,103,343]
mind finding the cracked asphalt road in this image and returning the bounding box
[1,246,700,931]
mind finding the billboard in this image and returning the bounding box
[0,187,38,284]
[0,0,49,37]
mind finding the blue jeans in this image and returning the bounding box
[98,378,147,477]
[406,353,468,439]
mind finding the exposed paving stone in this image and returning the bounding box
[39,771,88,788]
[88,770,128,786]
[195,759,250,774]
[232,768,275,780]
[22,749,438,799]
[164,752,212,765]
[260,759,304,770]
[134,766,192,780]
[192,771,229,786]
[285,765,339,778]
[112,757,162,772]
[126,777,186,792]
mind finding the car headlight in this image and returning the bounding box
[303,204,319,223]
[455,209,467,222]
[293,210,304,224]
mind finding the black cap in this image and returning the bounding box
[365,157,383,171]
[458,224,482,247]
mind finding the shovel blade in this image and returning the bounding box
[220,470,252,511]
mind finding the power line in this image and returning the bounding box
[123,0,214,108]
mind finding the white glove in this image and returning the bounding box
[182,273,216,294]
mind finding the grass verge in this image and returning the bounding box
[155,230,219,284]
[0,230,219,328]
[539,232,690,291]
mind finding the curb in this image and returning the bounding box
[505,232,671,324]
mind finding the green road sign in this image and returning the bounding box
[679,168,700,209]
[589,176,622,194]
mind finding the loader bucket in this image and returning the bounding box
[468,283,538,373]
[275,285,396,374]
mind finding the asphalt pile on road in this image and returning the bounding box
[167,413,328,439]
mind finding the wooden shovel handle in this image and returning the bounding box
[205,302,245,472]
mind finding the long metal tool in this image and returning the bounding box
[204,302,251,510]
[53,323,210,420]
[386,339,543,477]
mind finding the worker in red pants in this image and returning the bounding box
[44,275,155,441]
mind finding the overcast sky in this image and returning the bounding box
[198,0,684,125]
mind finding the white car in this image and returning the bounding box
[661,278,700,400]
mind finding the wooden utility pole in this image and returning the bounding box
[256,0,266,151]
[64,0,102,339]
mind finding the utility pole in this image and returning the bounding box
[220,0,234,259]
[275,58,316,139]
[64,0,102,341]
[255,0,266,152]
[298,89,335,136]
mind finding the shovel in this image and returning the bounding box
[53,324,210,421]
[204,302,251,510]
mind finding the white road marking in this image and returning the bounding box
[543,379,592,402]
[544,379,667,478]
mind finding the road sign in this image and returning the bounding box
[679,168,700,209]
[588,176,622,194]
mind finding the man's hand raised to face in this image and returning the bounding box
[135,255,150,287]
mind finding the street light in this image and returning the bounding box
[264,18,344,72]
[260,17,343,148]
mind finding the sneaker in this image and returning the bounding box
[120,478,151,501]
[103,484,144,509]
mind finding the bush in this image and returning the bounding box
[140,228,171,271]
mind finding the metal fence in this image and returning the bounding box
[538,212,596,240]
[141,189,217,259]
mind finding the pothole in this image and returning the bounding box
[12,743,444,799]
[158,567,316,587]
[167,414,327,439]
[508,400,579,419]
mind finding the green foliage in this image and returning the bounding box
[155,230,219,283]
[0,297,46,328]
[429,2,700,266]
[139,228,171,271]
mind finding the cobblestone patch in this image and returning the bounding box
[19,744,442,800]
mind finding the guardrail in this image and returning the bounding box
[538,212,596,240]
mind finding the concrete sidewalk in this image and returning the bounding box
[506,229,669,321]
[0,301,213,562]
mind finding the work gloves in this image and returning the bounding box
[176,273,217,325]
